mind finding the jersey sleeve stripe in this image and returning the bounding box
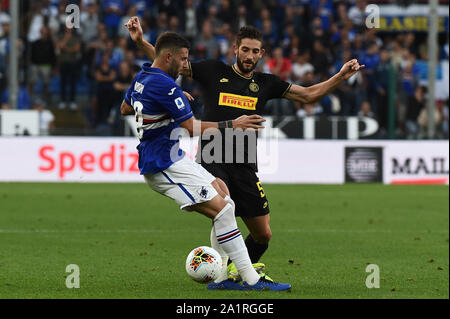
[142,119,172,130]
[174,111,193,123]
[142,114,171,123]
[282,83,292,98]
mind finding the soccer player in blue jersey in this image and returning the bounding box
[120,32,291,291]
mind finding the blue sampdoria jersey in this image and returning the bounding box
[124,63,193,175]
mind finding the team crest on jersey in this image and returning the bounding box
[134,81,144,94]
[199,187,208,199]
[249,82,259,93]
[174,97,185,109]
[218,93,258,110]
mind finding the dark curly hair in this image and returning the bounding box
[155,32,191,57]
[236,26,262,47]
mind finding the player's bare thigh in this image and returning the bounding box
[212,178,230,198]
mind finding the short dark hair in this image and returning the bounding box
[236,26,262,47]
[155,32,191,56]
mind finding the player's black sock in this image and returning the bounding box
[244,234,268,264]
[226,235,269,265]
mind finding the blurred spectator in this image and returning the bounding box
[405,86,426,139]
[417,94,442,139]
[291,50,314,85]
[333,49,365,116]
[234,5,250,31]
[27,2,47,43]
[118,5,138,39]
[48,1,69,36]
[205,5,223,35]
[102,0,125,38]
[168,15,182,34]
[111,61,133,133]
[267,47,292,82]
[254,8,278,42]
[141,18,158,47]
[266,47,294,116]
[29,26,56,104]
[0,8,10,38]
[310,39,331,79]
[33,99,55,136]
[311,0,334,31]
[81,3,100,44]
[194,20,218,59]
[360,41,380,114]
[261,18,278,52]
[373,47,392,136]
[441,99,449,138]
[56,26,81,110]
[347,0,367,27]
[0,20,9,94]
[216,23,234,59]
[183,0,199,40]
[280,23,297,55]
[155,11,169,36]
[1,84,32,110]
[358,100,375,118]
[129,0,150,18]
[94,53,116,129]
[218,0,234,26]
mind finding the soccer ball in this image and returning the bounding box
[185,246,222,283]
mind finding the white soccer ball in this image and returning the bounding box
[185,246,222,283]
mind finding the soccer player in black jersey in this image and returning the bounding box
[126,17,364,284]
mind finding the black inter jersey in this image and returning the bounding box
[189,59,291,170]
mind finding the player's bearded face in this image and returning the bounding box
[168,48,189,79]
[168,59,181,79]
[235,39,263,74]
[237,51,258,73]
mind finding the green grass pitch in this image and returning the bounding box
[0,183,448,299]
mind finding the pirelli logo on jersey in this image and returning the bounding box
[218,93,258,110]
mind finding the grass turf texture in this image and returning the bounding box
[0,183,448,299]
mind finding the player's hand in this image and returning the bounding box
[232,115,266,130]
[339,59,365,80]
[125,16,143,43]
[183,91,194,102]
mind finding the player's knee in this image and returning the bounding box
[253,229,272,244]
[214,178,230,197]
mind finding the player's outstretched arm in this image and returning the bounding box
[180,115,266,137]
[284,59,365,104]
[125,16,156,61]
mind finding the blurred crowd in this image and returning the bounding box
[0,0,448,138]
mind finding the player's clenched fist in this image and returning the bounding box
[232,114,266,130]
[339,59,365,80]
[125,16,143,43]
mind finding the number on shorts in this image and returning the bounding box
[256,181,265,198]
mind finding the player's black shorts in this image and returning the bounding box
[201,162,270,218]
